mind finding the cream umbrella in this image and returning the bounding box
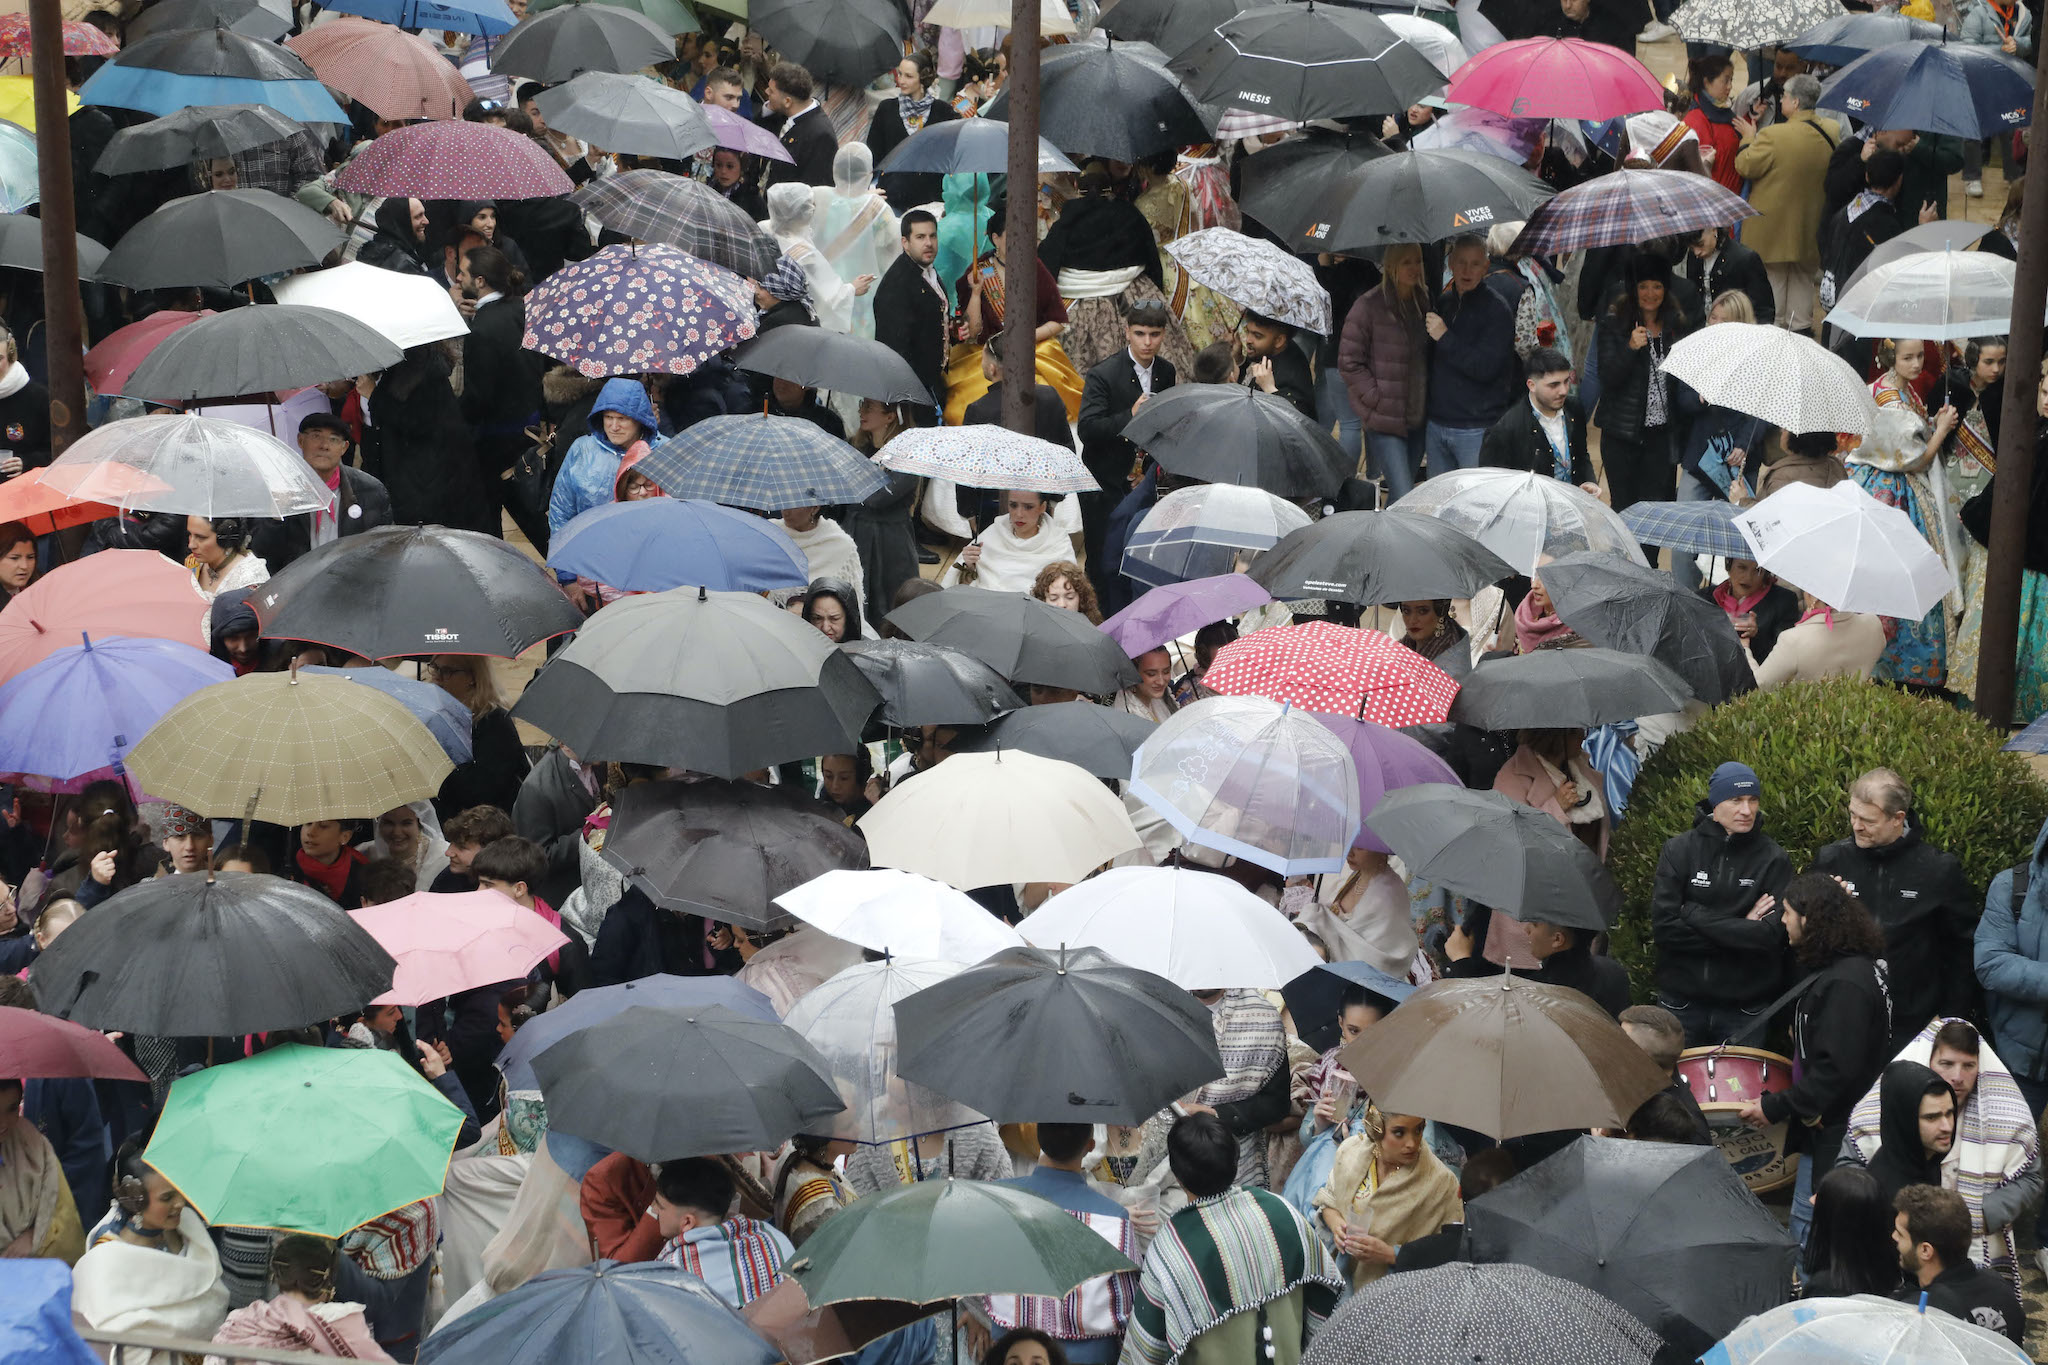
[774,868,1024,962]
[1019,865,1323,989]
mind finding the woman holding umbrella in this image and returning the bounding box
[1594,253,1690,515]
[844,398,921,624]
[939,490,1071,592]
[1312,1106,1461,1290]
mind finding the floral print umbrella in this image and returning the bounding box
[0,15,120,58]
[1165,227,1332,335]
[522,242,757,379]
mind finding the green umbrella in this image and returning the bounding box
[530,0,700,31]
[144,1043,465,1237]
[786,1177,1136,1307]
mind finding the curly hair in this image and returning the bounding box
[1030,561,1101,624]
[1784,871,1887,968]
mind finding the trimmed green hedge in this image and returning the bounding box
[1608,679,2048,1002]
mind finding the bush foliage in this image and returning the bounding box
[1607,679,2048,1001]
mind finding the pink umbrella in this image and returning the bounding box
[1445,37,1665,120]
[336,120,574,201]
[705,103,794,163]
[351,890,569,1007]
[287,17,475,121]
[84,309,212,395]
[0,1006,147,1081]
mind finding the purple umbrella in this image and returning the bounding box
[0,633,233,783]
[705,103,794,163]
[1100,573,1273,656]
[522,242,758,379]
[1309,714,1461,852]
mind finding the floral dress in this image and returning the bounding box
[1943,398,1998,698]
[1849,374,1954,688]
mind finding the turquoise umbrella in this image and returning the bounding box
[0,120,35,214]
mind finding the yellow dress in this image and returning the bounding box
[943,253,1085,428]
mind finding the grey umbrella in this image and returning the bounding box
[1303,1261,1660,1365]
[96,104,305,175]
[884,588,1140,695]
[569,169,780,279]
[1449,648,1693,731]
[1363,784,1620,931]
[123,304,403,404]
[1249,510,1516,605]
[127,0,294,41]
[1538,551,1754,704]
[750,0,907,88]
[733,328,932,407]
[532,71,717,161]
[0,213,107,278]
[954,701,1156,779]
[98,189,345,290]
[839,639,1023,727]
[1121,383,1351,498]
[980,40,1210,163]
[489,0,676,81]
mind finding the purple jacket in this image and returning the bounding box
[1338,284,1427,436]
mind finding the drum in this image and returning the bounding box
[1677,1045,1798,1195]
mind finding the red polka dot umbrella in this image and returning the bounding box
[1202,619,1459,726]
[335,119,573,200]
[0,14,120,59]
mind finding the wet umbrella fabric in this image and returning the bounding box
[334,119,574,199]
[1303,1260,1661,1365]
[0,634,231,782]
[38,412,330,517]
[979,41,1209,162]
[1817,40,2036,142]
[532,71,717,160]
[487,1,676,81]
[0,214,105,278]
[838,638,1023,727]
[123,305,404,404]
[496,974,778,1093]
[1539,550,1754,703]
[637,414,888,511]
[1018,865,1324,990]
[98,189,346,292]
[1280,961,1415,1054]
[884,587,1139,694]
[1100,573,1273,657]
[774,868,1022,962]
[733,325,931,406]
[546,498,811,594]
[127,0,293,42]
[749,0,907,87]
[1310,715,1461,853]
[0,1007,148,1082]
[1249,510,1515,606]
[1122,484,1310,590]
[522,243,757,379]
[1170,4,1448,123]
[77,30,347,123]
[570,170,780,278]
[1242,138,1552,252]
[416,1260,780,1365]
[953,699,1157,778]
[1120,383,1351,498]
[1449,648,1693,730]
[1364,784,1622,930]
[95,103,303,174]
[784,958,986,1145]
[874,118,1079,175]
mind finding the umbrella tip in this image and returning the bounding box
[699,586,708,602]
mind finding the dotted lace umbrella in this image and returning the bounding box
[1203,619,1460,726]
[1659,322,1878,437]
[1390,467,1649,575]
[874,425,1097,494]
[337,119,572,199]
[522,243,757,378]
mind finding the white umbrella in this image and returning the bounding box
[37,412,330,517]
[271,260,470,349]
[857,750,1145,891]
[1389,468,1647,575]
[925,0,1076,32]
[1824,250,2016,341]
[1381,14,1467,75]
[1658,322,1877,436]
[1166,228,1334,335]
[1124,482,1312,588]
[773,867,1025,962]
[874,424,1099,494]
[1733,480,1956,619]
[783,957,985,1143]
[1129,695,1360,877]
[1019,865,1323,989]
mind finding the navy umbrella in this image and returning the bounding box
[417,1260,780,1365]
[1788,11,1946,67]
[1817,39,2035,140]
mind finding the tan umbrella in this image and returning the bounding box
[127,669,452,824]
[1340,975,1667,1139]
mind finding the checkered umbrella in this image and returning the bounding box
[1508,168,1755,255]
[570,169,780,279]
[336,119,572,199]
[637,413,887,512]
[1165,228,1332,334]
[874,425,1097,494]
[1203,620,1460,726]
[1671,0,1841,48]
[522,243,756,379]
[1618,500,1750,558]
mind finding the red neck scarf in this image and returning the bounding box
[295,846,358,902]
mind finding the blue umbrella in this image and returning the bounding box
[1817,40,2034,140]
[1282,960,1418,1053]
[875,118,1079,175]
[1788,11,1946,66]
[1618,499,1750,558]
[547,497,811,594]
[300,665,474,764]
[417,1260,779,1365]
[322,0,516,33]
[0,1261,98,1365]
[496,973,778,1092]
[0,634,232,781]
[638,414,888,512]
[80,66,348,123]
[0,120,36,214]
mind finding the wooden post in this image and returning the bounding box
[29,0,86,457]
[999,0,1041,437]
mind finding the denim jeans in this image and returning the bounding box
[1671,466,1719,591]
[1364,429,1426,505]
[1317,364,1365,478]
[1656,993,1768,1050]
[1423,422,1486,479]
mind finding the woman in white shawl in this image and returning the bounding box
[766,183,870,336]
[366,801,449,893]
[781,506,867,622]
[939,490,1072,592]
[73,1147,229,1364]
[812,144,899,341]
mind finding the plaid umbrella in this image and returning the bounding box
[1203,620,1460,725]
[1618,500,1750,557]
[1508,168,1755,255]
[522,243,757,379]
[1165,228,1332,334]
[2005,713,2048,754]
[286,17,474,121]
[0,14,119,57]
[570,169,779,279]
[875,425,1097,493]
[637,413,887,511]
[1671,0,1841,47]
[336,119,572,199]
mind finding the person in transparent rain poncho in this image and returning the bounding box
[812,143,900,342]
[765,182,873,337]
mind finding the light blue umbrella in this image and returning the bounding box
[0,121,37,214]
[300,665,473,764]
[0,634,233,782]
[548,497,810,594]
[322,0,517,32]
[80,67,347,123]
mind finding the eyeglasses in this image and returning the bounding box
[425,663,474,679]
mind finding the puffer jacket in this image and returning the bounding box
[1338,283,1428,435]
[1958,0,2034,56]
[1976,815,2048,1082]
[1650,802,1795,1007]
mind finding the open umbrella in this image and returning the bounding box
[1020,866,1323,990]
[0,1006,147,1082]
[1789,11,1948,66]
[488,0,676,80]
[892,945,1223,1126]
[95,105,308,175]
[1702,1293,2031,1365]
[571,169,780,278]
[532,0,700,32]
[1164,229,1332,334]
[1670,0,1840,48]
[1339,975,1668,1138]
[37,412,331,516]
[979,40,1208,162]
[1118,383,1351,497]
[286,17,475,120]
[1658,323,1876,438]
[145,1043,464,1235]
[1365,784,1622,930]
[83,310,209,393]
[0,634,232,783]
[496,974,778,1092]
[744,1280,941,1365]
[1123,483,1311,589]
[0,77,73,133]
[1304,1261,1662,1365]
[351,890,568,1007]
[1170,3,1447,123]
[0,469,134,538]
[1446,36,1664,119]
[874,118,1079,175]
[1617,500,1751,558]
[1508,168,1756,255]
[874,425,1097,494]
[775,868,1024,962]
[32,872,396,1034]
[1450,648,1693,730]
[122,304,403,404]
[926,0,1074,32]
[1243,138,1552,252]
[336,119,574,199]
[1818,39,2035,141]
[1539,550,1753,702]
[127,0,293,41]
[1099,0,1279,50]
[1310,715,1461,852]
[523,243,757,379]
[533,71,716,160]
[418,1261,780,1365]
[1102,574,1274,657]
[1733,479,1956,619]
[839,638,1022,727]
[885,587,1138,694]
[1826,249,2015,341]
[0,1261,97,1365]
[0,213,106,278]
[77,26,346,123]
[271,261,471,350]
[1280,960,1416,1054]
[733,326,931,407]
[784,957,989,1143]
[0,120,35,214]
[953,699,1157,779]
[1845,219,1995,293]
[749,0,908,87]
[1203,620,1461,726]
[705,103,795,163]
[548,497,810,594]
[0,550,209,684]
[0,12,116,55]
[638,413,888,511]
[299,665,472,764]
[1391,468,1648,574]
[328,0,515,30]
[1249,510,1515,606]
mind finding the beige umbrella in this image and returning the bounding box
[127,669,452,824]
[856,750,1144,891]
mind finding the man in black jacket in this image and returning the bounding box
[760,61,836,189]
[1448,914,1630,1016]
[458,244,544,537]
[1812,769,1977,1051]
[1076,299,1176,601]
[1892,1185,2027,1345]
[1479,347,1599,490]
[1239,312,1316,419]
[252,413,393,570]
[1820,148,1907,314]
[1681,227,1774,325]
[872,210,948,423]
[1650,761,1796,1047]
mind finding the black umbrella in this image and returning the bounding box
[953,700,1155,778]
[750,0,908,88]
[1170,5,1448,123]
[1280,959,1416,1054]
[105,23,322,80]
[884,588,1139,695]
[1243,140,1554,253]
[980,41,1210,162]
[98,190,345,291]
[1363,785,1621,931]
[511,587,881,779]
[532,1003,846,1161]
[1449,649,1694,731]
[0,214,108,278]
[1465,1136,1797,1364]
[96,104,306,176]
[123,304,403,404]
[1098,0,1278,54]
[253,524,584,660]
[839,638,1022,727]
[1249,510,1516,605]
[128,0,293,41]
[734,327,932,407]
[1537,551,1754,704]
[600,778,870,930]
[893,945,1225,1125]
[1304,1261,1661,1365]
[1121,383,1350,498]
[489,0,677,82]
[31,872,396,1035]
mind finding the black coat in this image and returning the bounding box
[359,347,494,532]
[435,706,532,822]
[0,376,52,471]
[1650,803,1795,1007]
[1961,421,2048,573]
[1077,349,1176,493]
[866,97,960,212]
[496,195,595,283]
[588,887,737,986]
[764,394,846,439]
[1038,194,1164,290]
[511,745,599,911]
[1811,819,1975,1050]
[250,464,394,571]
[841,467,920,628]
[1758,950,1890,1172]
[872,254,950,409]
[1249,344,1317,420]
[1821,198,1903,305]
[965,382,1074,450]
[762,104,838,189]
[1449,936,1631,1017]
[712,176,766,222]
[1898,1262,2026,1344]
[1679,238,1775,325]
[461,295,544,453]
[1594,307,1689,445]
[1479,394,1595,485]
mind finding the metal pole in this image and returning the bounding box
[1974,34,2048,724]
[999,0,1043,437]
[29,0,86,457]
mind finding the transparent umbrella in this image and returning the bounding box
[0,120,36,213]
[1390,468,1648,575]
[36,411,330,517]
[1122,483,1312,589]
[784,957,986,1144]
[1826,249,2015,341]
[1702,1294,2030,1365]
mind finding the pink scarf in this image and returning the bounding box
[211,1296,392,1360]
[533,896,562,975]
[1514,591,1575,652]
[313,465,343,534]
[1713,581,1770,617]
[1796,602,1836,629]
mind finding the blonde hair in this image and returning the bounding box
[1707,289,1755,325]
[435,655,504,718]
[1380,244,1429,319]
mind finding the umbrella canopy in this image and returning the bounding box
[875,425,1097,494]
[497,976,778,1093]
[839,638,1022,727]
[0,76,73,132]
[1305,1260,1662,1365]
[875,118,1079,175]
[1164,228,1332,334]
[286,17,474,120]
[743,1279,942,1365]
[892,944,1224,1126]
[1390,468,1648,574]
[1020,866,1323,990]
[1468,1136,1796,1362]
[980,40,1208,161]
[0,119,35,214]
[145,1043,464,1236]
[733,326,931,406]
[37,412,330,516]
[351,890,568,1007]
[785,959,986,1145]
[0,634,231,782]
[33,872,396,1034]
[1118,382,1351,496]
[638,413,889,511]
[123,304,403,405]
[749,0,908,86]
[335,119,573,199]
[1280,960,1416,1054]
[951,700,1158,780]
[1244,138,1551,251]
[77,27,345,122]
[533,0,700,30]
[1310,715,1461,852]
[1365,784,1623,930]
[1670,0,1840,47]
[1340,975,1668,1138]
[0,550,209,684]
[0,470,130,538]
[548,497,810,594]
[0,14,129,55]
[1658,322,1876,437]
[1170,4,1447,124]
[299,665,472,763]
[327,0,516,31]
[534,1003,845,1160]
[775,868,1022,961]
[1701,1293,2031,1364]
[1101,572,1273,657]
[1249,509,1516,606]
[1451,648,1694,730]
[601,778,868,928]
[127,670,453,823]
[253,523,583,660]
[83,310,209,394]
[417,1260,780,1365]
[1845,218,1994,293]
[0,1006,147,1082]
[1734,479,1956,619]
[76,22,306,79]
[1618,499,1751,558]
[1129,694,1361,874]
[0,213,105,278]
[571,169,779,278]
[705,103,794,162]
[523,243,757,379]
[514,590,880,779]
[1818,40,2035,141]
[1539,550,1753,702]
[1203,620,1461,726]
[128,0,293,40]
[859,750,1144,890]
[96,105,305,175]
[1446,36,1664,119]
[926,0,1075,32]
[1510,168,1755,256]
[1827,249,2015,341]
[2006,713,2048,755]
[885,587,1139,694]
[1123,484,1311,589]
[1099,0,1278,50]
[270,261,470,350]
[489,0,676,80]
[533,70,716,160]
[1789,10,1948,66]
